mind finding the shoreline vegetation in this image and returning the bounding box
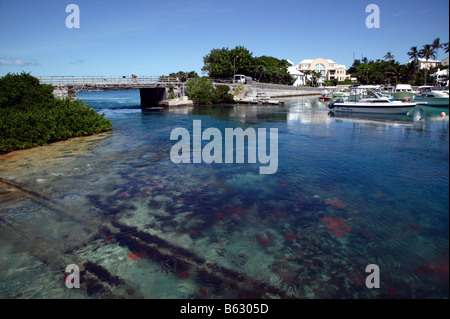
[186,78,235,105]
[0,72,113,155]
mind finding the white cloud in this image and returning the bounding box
[69,59,85,65]
[0,58,40,66]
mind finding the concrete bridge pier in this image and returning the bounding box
[140,87,167,108]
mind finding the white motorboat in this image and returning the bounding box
[392,84,416,101]
[328,89,416,114]
[332,90,350,100]
[414,87,449,114]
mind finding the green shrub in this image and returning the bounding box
[186,78,234,105]
[0,72,112,154]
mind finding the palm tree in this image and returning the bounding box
[388,63,403,85]
[311,71,322,86]
[303,70,312,86]
[432,38,443,61]
[383,52,395,61]
[406,60,420,84]
[407,46,420,83]
[408,46,419,61]
[432,38,444,85]
[419,44,436,85]
[443,42,449,54]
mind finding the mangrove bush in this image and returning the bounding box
[186,77,234,105]
[0,72,113,154]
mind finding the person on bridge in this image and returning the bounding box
[131,74,138,83]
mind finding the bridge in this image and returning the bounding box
[38,76,202,107]
[37,76,326,108]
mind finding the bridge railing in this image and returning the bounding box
[35,76,236,86]
[37,76,187,85]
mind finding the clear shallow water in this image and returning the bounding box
[0,90,448,299]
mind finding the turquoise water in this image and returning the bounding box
[0,90,448,299]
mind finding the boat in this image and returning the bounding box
[236,92,285,105]
[255,92,270,101]
[328,88,416,114]
[319,90,333,101]
[392,84,416,101]
[414,87,449,114]
[332,90,350,100]
[348,85,382,101]
[319,94,332,101]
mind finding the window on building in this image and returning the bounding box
[314,63,326,79]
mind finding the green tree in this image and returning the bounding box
[406,60,420,84]
[186,77,215,104]
[407,46,420,83]
[0,72,54,109]
[383,52,395,61]
[169,71,199,78]
[419,44,436,85]
[212,85,234,104]
[186,77,234,105]
[255,64,266,82]
[252,56,293,85]
[202,46,255,79]
[432,38,443,62]
[347,59,361,75]
[201,46,292,85]
[0,72,112,154]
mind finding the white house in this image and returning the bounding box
[296,58,347,82]
[410,58,442,69]
[287,60,306,86]
[432,68,449,86]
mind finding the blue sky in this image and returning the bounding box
[0,0,448,76]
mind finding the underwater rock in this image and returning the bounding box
[414,258,449,281]
[321,217,351,238]
[328,199,345,209]
[127,252,142,260]
[256,234,272,245]
[284,233,298,242]
[175,271,191,279]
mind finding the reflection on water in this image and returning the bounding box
[0,90,448,299]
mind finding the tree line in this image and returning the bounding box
[201,46,294,85]
[0,73,112,154]
[348,38,449,86]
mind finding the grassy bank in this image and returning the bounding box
[0,72,112,154]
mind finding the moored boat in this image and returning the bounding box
[392,84,416,101]
[328,89,416,114]
[414,87,449,114]
[332,90,350,100]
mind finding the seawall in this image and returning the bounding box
[230,82,330,99]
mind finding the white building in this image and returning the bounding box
[295,58,347,82]
[287,60,305,86]
[411,58,442,69]
[432,68,449,86]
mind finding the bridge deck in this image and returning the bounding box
[38,76,181,86]
[37,76,234,86]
